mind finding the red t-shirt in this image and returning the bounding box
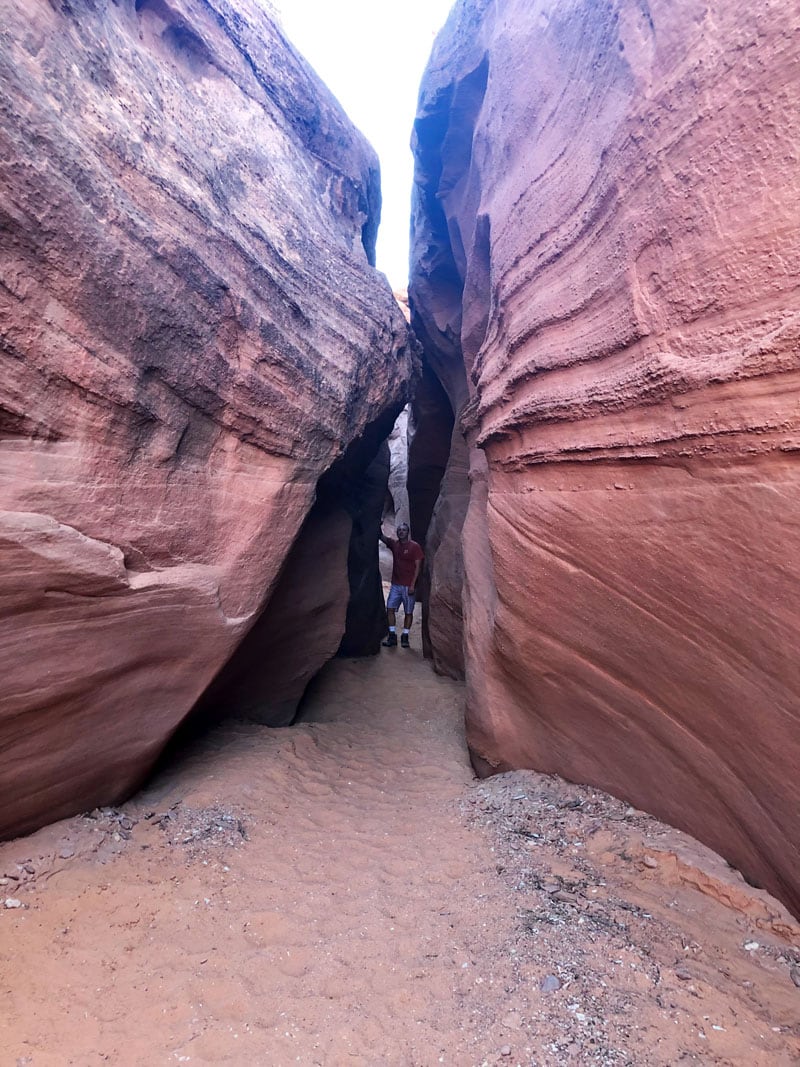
[386,537,424,587]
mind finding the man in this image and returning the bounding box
[379,522,424,648]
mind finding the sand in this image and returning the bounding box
[1,647,798,1065]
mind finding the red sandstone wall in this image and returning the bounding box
[410,0,800,912]
[0,0,414,835]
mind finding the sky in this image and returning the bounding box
[273,0,455,290]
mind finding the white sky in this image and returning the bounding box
[273,0,454,290]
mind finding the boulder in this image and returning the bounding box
[0,0,414,835]
[409,0,800,912]
[338,441,395,658]
[191,504,352,728]
[336,408,407,658]
[386,409,411,531]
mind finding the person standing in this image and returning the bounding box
[379,522,424,648]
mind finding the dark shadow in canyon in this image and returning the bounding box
[156,403,404,770]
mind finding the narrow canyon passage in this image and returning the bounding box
[3,647,799,1066]
[1,651,518,1065]
[3,1,798,1063]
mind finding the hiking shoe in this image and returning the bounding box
[400,633,410,648]
[382,633,398,647]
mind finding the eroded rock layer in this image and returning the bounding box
[0,0,414,835]
[409,0,800,912]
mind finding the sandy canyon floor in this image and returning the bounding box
[2,647,799,1066]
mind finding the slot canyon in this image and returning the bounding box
[1,0,798,1063]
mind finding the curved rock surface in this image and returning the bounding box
[410,0,800,912]
[0,0,414,835]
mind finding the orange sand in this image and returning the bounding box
[1,650,798,1065]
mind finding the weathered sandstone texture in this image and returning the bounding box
[386,409,411,531]
[196,406,403,728]
[409,0,800,912]
[0,0,414,835]
[337,433,398,659]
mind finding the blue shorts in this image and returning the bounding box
[387,583,416,614]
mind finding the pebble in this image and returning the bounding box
[59,846,75,860]
[541,974,562,992]
[553,890,578,905]
[675,967,692,981]
[4,898,23,909]
[643,856,659,869]
[790,967,800,989]
[0,878,8,886]
[744,941,759,951]
[499,1046,512,1057]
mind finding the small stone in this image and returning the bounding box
[0,878,8,886]
[22,864,34,875]
[499,1047,512,1057]
[553,890,578,905]
[790,966,800,988]
[675,967,692,981]
[4,898,23,909]
[113,832,121,842]
[643,856,658,869]
[58,846,75,860]
[541,974,562,991]
[744,941,759,951]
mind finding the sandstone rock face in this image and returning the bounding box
[0,0,414,836]
[405,363,460,670]
[410,0,800,912]
[386,409,411,529]
[194,504,353,728]
[378,296,416,584]
[339,443,394,657]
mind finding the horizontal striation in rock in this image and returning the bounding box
[409,0,800,912]
[0,0,415,836]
